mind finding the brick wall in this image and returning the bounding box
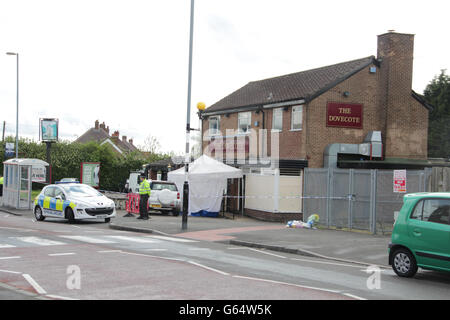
[202,32,429,168]
[306,64,382,167]
[244,208,303,223]
[377,32,428,158]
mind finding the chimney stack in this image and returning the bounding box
[129,138,133,145]
[377,31,414,97]
[95,120,99,129]
[377,31,416,158]
[122,135,127,142]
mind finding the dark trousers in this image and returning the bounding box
[0,185,2,197]
[139,194,149,218]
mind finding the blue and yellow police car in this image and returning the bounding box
[33,182,116,223]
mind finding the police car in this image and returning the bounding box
[33,182,116,223]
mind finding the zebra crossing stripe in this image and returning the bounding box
[59,235,117,244]
[0,244,16,249]
[105,236,159,243]
[11,237,66,246]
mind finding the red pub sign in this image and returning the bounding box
[326,102,363,129]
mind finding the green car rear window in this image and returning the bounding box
[410,198,450,225]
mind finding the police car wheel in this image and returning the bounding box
[34,206,45,221]
[104,218,111,223]
[66,208,75,224]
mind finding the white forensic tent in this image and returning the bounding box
[167,155,243,217]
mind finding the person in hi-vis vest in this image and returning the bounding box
[137,175,151,220]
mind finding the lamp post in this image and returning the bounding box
[6,52,19,159]
[182,0,196,230]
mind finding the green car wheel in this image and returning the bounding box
[392,249,418,278]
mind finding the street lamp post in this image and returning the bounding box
[6,52,19,159]
[182,0,196,230]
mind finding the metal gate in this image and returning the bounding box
[303,168,431,234]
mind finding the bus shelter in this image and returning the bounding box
[2,158,49,210]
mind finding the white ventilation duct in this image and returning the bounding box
[324,131,383,168]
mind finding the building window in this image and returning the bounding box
[208,116,220,136]
[291,105,303,130]
[238,112,251,133]
[272,108,283,131]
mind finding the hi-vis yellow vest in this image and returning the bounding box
[139,179,151,196]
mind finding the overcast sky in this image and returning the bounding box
[1,0,449,154]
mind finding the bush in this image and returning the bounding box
[0,137,148,192]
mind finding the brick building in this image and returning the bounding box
[200,32,432,221]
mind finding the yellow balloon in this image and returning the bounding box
[197,102,206,111]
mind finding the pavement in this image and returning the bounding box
[0,200,392,268]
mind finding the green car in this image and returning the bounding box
[389,192,450,277]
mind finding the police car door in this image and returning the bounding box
[42,186,63,218]
[53,186,66,218]
[42,186,57,217]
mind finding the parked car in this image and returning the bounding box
[389,192,450,277]
[148,180,181,216]
[33,183,116,223]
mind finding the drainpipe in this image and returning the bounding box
[260,107,265,159]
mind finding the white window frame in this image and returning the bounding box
[291,105,303,131]
[208,116,220,136]
[238,112,251,134]
[272,108,283,131]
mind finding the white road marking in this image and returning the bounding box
[245,248,287,259]
[119,251,185,262]
[291,257,363,269]
[232,275,341,294]
[147,235,198,243]
[343,292,367,300]
[188,261,230,276]
[0,244,16,249]
[12,237,66,246]
[59,235,116,244]
[0,269,22,274]
[0,256,21,260]
[105,235,160,243]
[45,294,78,300]
[48,253,76,256]
[22,274,47,295]
[188,248,210,251]
[98,250,122,253]
[144,249,168,252]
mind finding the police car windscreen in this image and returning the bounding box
[62,185,103,197]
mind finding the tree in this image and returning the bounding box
[424,70,450,158]
[139,135,161,154]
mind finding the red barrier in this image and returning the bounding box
[125,193,149,217]
[125,193,140,215]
